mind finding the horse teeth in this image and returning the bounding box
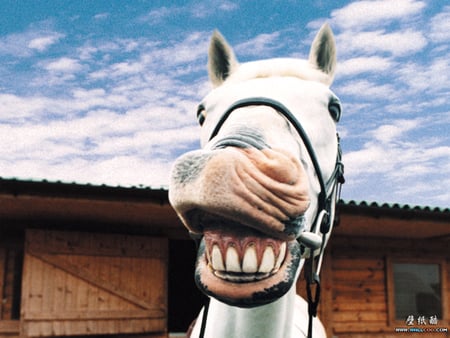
[212,242,287,276]
[242,245,258,273]
[275,242,287,270]
[259,246,275,273]
[225,246,242,272]
[211,245,225,271]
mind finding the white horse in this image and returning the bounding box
[169,23,344,338]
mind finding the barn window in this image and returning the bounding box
[388,260,445,324]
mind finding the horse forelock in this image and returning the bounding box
[224,58,333,87]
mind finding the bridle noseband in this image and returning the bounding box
[197,97,345,338]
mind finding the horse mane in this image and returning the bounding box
[223,58,333,86]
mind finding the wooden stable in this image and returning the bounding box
[0,179,188,338]
[0,178,449,337]
[303,202,450,338]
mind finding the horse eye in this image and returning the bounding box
[197,104,206,126]
[328,100,341,122]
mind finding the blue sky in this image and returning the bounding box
[0,0,449,208]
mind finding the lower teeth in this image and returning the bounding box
[214,270,271,282]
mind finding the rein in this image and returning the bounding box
[196,97,344,338]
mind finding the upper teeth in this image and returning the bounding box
[209,242,287,275]
[242,245,258,273]
[225,246,241,272]
[259,246,275,273]
[211,245,225,271]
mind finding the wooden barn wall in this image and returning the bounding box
[322,236,449,338]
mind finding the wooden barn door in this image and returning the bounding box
[21,229,167,337]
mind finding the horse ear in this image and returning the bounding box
[308,23,336,85]
[208,30,239,87]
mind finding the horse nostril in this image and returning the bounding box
[211,135,269,150]
[211,127,269,150]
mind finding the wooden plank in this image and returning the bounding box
[333,269,385,282]
[333,310,387,323]
[333,281,386,293]
[21,255,45,321]
[332,236,448,255]
[332,322,392,334]
[0,320,20,333]
[333,300,387,312]
[24,309,165,320]
[334,291,386,301]
[22,319,166,337]
[26,229,167,258]
[332,257,384,271]
[29,251,159,311]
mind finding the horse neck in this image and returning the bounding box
[196,286,298,338]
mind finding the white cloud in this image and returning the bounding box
[155,31,210,65]
[110,61,145,76]
[371,119,419,143]
[143,6,177,24]
[94,13,109,20]
[190,0,238,18]
[28,34,63,51]
[0,154,173,188]
[396,57,450,94]
[338,80,396,99]
[0,26,64,57]
[142,1,238,23]
[0,94,57,120]
[337,29,427,57]
[218,1,239,11]
[235,32,282,57]
[337,56,393,77]
[343,140,450,205]
[342,112,450,206]
[331,0,425,30]
[428,6,450,43]
[0,101,200,186]
[44,57,82,72]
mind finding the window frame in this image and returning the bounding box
[387,257,448,327]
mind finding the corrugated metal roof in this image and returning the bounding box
[0,176,168,191]
[340,199,450,214]
[0,177,169,204]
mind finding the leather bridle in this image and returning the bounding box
[196,97,345,338]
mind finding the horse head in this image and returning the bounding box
[169,24,343,309]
